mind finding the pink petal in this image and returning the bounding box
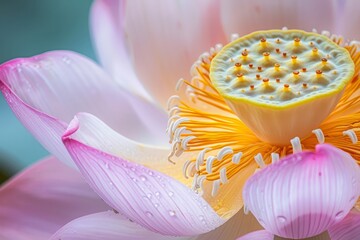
[0,156,109,240]
[243,144,360,239]
[62,113,225,236]
[62,112,187,184]
[124,0,226,107]
[334,0,360,40]
[0,51,167,167]
[0,81,72,167]
[90,0,150,100]
[220,0,336,40]
[50,211,188,240]
[236,230,274,240]
[328,208,360,240]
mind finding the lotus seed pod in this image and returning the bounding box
[210,30,355,145]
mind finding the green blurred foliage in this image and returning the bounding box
[0,0,96,184]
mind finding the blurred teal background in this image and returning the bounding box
[0,0,95,183]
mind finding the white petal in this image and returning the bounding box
[221,0,336,40]
[90,0,151,99]
[124,0,226,107]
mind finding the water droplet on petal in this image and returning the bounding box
[140,175,147,182]
[169,210,176,217]
[145,211,153,217]
[244,205,249,215]
[62,57,71,64]
[155,192,161,198]
[154,203,160,208]
[168,191,174,197]
[335,211,344,219]
[277,216,287,223]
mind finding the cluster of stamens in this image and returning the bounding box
[167,29,360,197]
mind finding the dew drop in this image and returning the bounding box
[244,205,249,215]
[335,211,344,219]
[168,191,174,197]
[145,211,153,217]
[154,203,160,208]
[198,215,204,221]
[147,193,152,199]
[155,192,162,198]
[169,210,176,217]
[62,57,71,64]
[140,175,147,182]
[277,216,287,223]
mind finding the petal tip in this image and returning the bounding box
[62,115,80,141]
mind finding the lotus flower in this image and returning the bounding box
[1,0,360,239]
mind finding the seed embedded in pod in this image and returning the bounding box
[210,29,355,145]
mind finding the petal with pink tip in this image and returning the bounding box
[236,230,274,240]
[0,156,109,240]
[62,112,257,223]
[62,113,225,236]
[62,112,189,185]
[61,113,258,228]
[90,0,150,99]
[50,211,189,240]
[328,208,360,240]
[124,0,226,108]
[243,144,360,239]
[220,0,335,40]
[0,51,167,167]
